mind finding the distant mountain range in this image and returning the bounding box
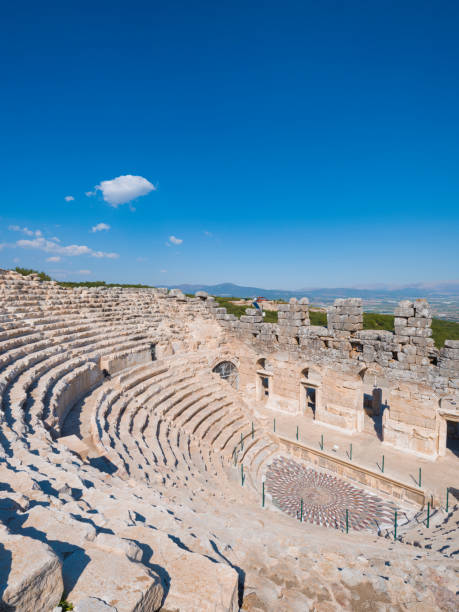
[170,281,459,303]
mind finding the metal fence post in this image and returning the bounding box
[300,498,303,522]
[346,509,349,534]
[262,481,265,507]
[241,464,244,486]
[273,418,276,432]
[320,434,323,450]
[394,510,397,540]
[426,501,430,528]
[296,425,299,441]
[446,487,449,513]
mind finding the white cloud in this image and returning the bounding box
[46,256,61,262]
[13,257,20,263]
[204,230,213,237]
[136,256,147,262]
[91,223,111,233]
[160,269,167,273]
[77,269,91,275]
[87,174,156,207]
[16,236,119,259]
[9,225,34,236]
[65,196,75,202]
[168,235,183,245]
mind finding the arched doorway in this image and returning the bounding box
[212,361,239,389]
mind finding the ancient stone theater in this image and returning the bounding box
[0,269,458,611]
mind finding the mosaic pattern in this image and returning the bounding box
[266,456,395,531]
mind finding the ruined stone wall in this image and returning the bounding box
[204,295,458,394]
[201,293,459,458]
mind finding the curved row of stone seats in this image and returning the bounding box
[0,318,161,460]
[0,324,151,428]
[86,356,278,496]
[91,363,209,480]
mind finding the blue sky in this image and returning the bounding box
[0,0,458,289]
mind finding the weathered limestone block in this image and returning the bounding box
[10,505,97,557]
[441,347,459,360]
[240,315,263,323]
[168,288,185,298]
[298,325,329,337]
[120,526,239,612]
[414,299,432,317]
[394,307,414,317]
[64,547,163,612]
[94,533,143,562]
[0,527,63,612]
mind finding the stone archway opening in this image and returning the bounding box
[212,361,239,389]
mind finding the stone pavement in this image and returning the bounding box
[254,403,458,506]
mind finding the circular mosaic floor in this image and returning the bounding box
[265,456,395,531]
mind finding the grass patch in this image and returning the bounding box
[59,600,74,611]
[309,311,327,326]
[214,296,247,318]
[363,312,395,332]
[431,318,459,349]
[263,310,278,323]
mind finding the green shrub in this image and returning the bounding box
[14,267,51,281]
